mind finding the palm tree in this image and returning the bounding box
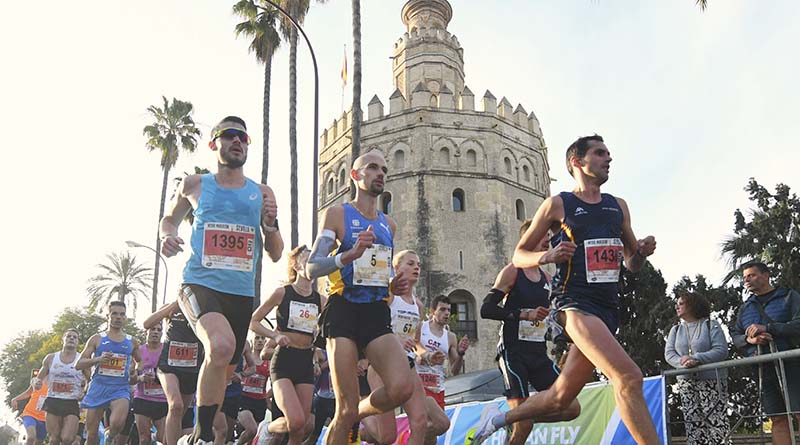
[350,0,362,199]
[87,252,153,315]
[696,0,707,10]
[234,0,282,305]
[279,0,327,248]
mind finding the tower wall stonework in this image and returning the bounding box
[317,0,551,374]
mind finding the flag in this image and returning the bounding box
[341,45,348,89]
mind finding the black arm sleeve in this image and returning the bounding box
[480,288,519,321]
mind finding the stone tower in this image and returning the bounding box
[317,0,551,372]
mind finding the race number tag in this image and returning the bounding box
[352,244,392,287]
[288,301,318,334]
[143,381,164,397]
[418,373,441,390]
[168,341,199,367]
[584,238,624,283]
[518,320,546,342]
[242,374,267,395]
[202,222,256,272]
[51,378,76,397]
[98,353,127,377]
[392,312,419,340]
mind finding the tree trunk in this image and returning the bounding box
[153,166,170,312]
[289,26,299,248]
[254,57,274,308]
[350,0,362,199]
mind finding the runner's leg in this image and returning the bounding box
[506,399,533,445]
[46,413,64,445]
[84,409,103,445]
[324,338,360,445]
[134,414,153,445]
[61,416,80,445]
[158,371,187,445]
[361,335,414,418]
[195,313,237,442]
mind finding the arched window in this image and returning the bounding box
[380,192,392,214]
[466,149,477,167]
[515,199,525,221]
[452,188,465,212]
[448,289,477,340]
[326,177,334,196]
[522,165,530,182]
[339,168,346,188]
[394,150,406,169]
[504,157,512,175]
[439,147,450,165]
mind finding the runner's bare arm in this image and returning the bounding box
[242,343,256,370]
[33,354,54,389]
[143,302,177,330]
[131,337,143,365]
[616,197,656,273]
[260,339,277,361]
[448,332,466,376]
[249,287,286,339]
[259,184,283,262]
[307,206,345,279]
[75,335,101,371]
[513,196,568,269]
[159,175,199,257]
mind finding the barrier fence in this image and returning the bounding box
[661,348,800,445]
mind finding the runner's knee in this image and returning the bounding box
[386,378,414,405]
[286,413,306,433]
[167,395,184,413]
[205,335,235,365]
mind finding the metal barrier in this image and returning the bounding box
[662,348,800,445]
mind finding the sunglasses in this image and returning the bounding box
[213,128,251,144]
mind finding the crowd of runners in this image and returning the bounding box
[13,116,669,445]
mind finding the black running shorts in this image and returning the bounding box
[318,296,392,350]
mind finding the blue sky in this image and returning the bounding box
[1,0,799,424]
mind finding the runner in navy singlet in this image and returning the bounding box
[473,135,659,445]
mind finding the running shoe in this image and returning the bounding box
[254,421,273,445]
[470,404,504,445]
[177,434,213,445]
[347,422,361,445]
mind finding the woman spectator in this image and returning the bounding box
[664,291,730,445]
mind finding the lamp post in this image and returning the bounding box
[253,0,320,242]
[126,240,169,311]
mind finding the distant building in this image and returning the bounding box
[318,0,551,372]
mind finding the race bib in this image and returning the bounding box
[51,378,76,397]
[143,381,164,397]
[168,341,199,367]
[287,301,318,334]
[518,320,546,342]
[392,312,419,340]
[352,244,392,287]
[202,222,256,272]
[98,353,127,377]
[242,374,267,395]
[584,238,624,283]
[418,373,441,390]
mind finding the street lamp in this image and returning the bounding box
[125,240,169,310]
[254,0,320,242]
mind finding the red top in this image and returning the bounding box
[241,361,270,400]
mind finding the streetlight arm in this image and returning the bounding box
[126,240,170,307]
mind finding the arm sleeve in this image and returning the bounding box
[306,231,340,279]
[480,289,519,321]
[664,325,683,369]
[767,289,800,340]
[693,320,729,364]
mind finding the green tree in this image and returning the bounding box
[87,251,153,314]
[0,330,48,408]
[143,96,201,312]
[349,0,362,200]
[233,0,282,305]
[721,178,800,289]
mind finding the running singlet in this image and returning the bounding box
[241,361,270,400]
[276,285,322,336]
[92,334,133,385]
[183,173,263,297]
[47,352,83,400]
[160,308,203,372]
[328,203,394,303]
[134,345,166,402]
[389,295,420,359]
[500,269,550,351]
[416,321,448,394]
[22,384,48,421]
[551,192,624,308]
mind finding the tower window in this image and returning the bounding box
[522,165,530,182]
[380,192,393,214]
[394,150,406,169]
[439,147,450,165]
[504,157,512,175]
[515,199,525,221]
[466,149,477,167]
[452,188,465,212]
[339,168,346,188]
[327,177,334,195]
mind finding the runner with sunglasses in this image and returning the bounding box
[249,245,324,445]
[160,115,284,445]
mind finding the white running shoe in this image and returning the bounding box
[471,404,504,445]
[255,420,273,445]
[177,434,213,445]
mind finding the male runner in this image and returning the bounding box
[416,296,470,411]
[14,378,48,445]
[145,301,203,445]
[160,115,283,445]
[35,329,90,445]
[472,134,659,445]
[76,301,143,445]
[132,325,168,445]
[480,224,579,445]
[307,150,413,445]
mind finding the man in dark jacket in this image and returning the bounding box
[732,262,800,445]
